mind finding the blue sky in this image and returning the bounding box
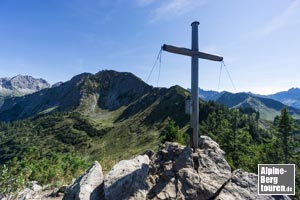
[0,0,300,94]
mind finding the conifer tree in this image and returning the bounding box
[278,107,292,163]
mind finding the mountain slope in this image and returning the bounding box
[0,70,191,172]
[0,73,89,121]
[269,87,300,109]
[0,70,191,165]
[0,71,155,121]
[216,92,300,121]
[0,75,50,107]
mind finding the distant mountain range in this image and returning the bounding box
[268,87,300,109]
[198,88,224,101]
[0,75,50,94]
[191,88,300,120]
[1,73,300,121]
[0,75,51,106]
[198,88,300,110]
[216,92,300,121]
[0,71,189,123]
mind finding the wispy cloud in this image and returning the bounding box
[254,1,300,37]
[149,0,206,22]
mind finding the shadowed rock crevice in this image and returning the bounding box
[90,183,104,200]
[208,175,232,200]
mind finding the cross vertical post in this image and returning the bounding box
[191,21,199,149]
[162,21,223,150]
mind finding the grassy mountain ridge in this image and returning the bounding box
[0,70,153,121]
[0,73,90,121]
[0,74,192,193]
[216,92,300,121]
[0,70,191,172]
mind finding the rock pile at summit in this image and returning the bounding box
[62,136,290,200]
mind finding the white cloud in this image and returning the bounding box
[149,0,206,22]
[255,1,300,37]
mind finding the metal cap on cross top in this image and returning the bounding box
[191,21,200,26]
[162,21,223,150]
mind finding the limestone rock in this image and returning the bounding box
[147,137,232,200]
[177,168,202,199]
[63,161,104,200]
[61,136,291,200]
[193,136,232,199]
[173,147,193,172]
[16,181,42,200]
[104,155,150,200]
[147,142,195,199]
[216,169,291,200]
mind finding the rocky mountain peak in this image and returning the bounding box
[0,74,50,94]
[69,72,92,83]
[52,82,64,88]
[0,77,10,85]
[95,70,147,87]
[269,87,300,109]
[94,70,152,110]
[287,87,300,94]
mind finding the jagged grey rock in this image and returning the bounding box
[63,136,291,200]
[63,161,104,200]
[104,155,150,200]
[147,138,231,200]
[194,136,232,199]
[16,181,43,200]
[215,169,291,200]
[177,168,202,199]
[0,75,50,95]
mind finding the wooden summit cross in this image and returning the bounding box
[162,21,223,150]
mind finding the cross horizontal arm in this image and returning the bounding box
[162,44,223,62]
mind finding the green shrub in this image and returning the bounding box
[161,120,186,145]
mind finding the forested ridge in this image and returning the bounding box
[200,102,300,198]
